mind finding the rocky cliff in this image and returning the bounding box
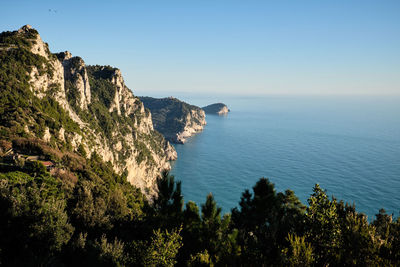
[139,97,206,144]
[0,25,177,195]
[202,103,230,115]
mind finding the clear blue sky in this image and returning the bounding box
[2,0,400,96]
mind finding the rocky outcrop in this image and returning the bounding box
[202,103,230,115]
[19,25,49,59]
[0,25,177,195]
[57,52,91,110]
[140,97,207,144]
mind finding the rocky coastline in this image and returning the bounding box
[140,97,207,144]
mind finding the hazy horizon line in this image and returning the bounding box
[133,90,400,98]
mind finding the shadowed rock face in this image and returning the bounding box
[140,97,207,144]
[202,103,230,115]
[0,25,177,196]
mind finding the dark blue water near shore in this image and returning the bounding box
[169,95,400,220]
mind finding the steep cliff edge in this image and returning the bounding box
[0,25,176,195]
[202,103,230,115]
[139,97,206,144]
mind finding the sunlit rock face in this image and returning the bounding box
[140,97,207,144]
[2,25,177,196]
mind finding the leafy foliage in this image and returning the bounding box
[231,178,306,265]
[0,171,73,265]
[305,184,341,265]
[139,227,183,266]
[1,158,399,266]
[283,234,314,266]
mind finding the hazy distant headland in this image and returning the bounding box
[202,103,230,115]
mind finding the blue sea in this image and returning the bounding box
[169,95,400,220]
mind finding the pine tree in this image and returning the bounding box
[305,184,340,265]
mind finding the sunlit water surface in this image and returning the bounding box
[169,95,400,219]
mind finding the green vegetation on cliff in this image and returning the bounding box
[1,26,174,181]
[1,26,399,266]
[140,96,205,143]
[0,27,38,48]
[0,30,79,144]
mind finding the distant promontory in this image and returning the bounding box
[140,97,206,144]
[202,103,230,115]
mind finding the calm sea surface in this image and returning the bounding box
[169,95,400,220]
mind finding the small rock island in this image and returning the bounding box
[202,103,230,115]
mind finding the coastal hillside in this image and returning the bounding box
[202,103,230,115]
[0,25,399,267]
[140,96,206,143]
[0,25,176,194]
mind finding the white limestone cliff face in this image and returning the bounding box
[58,52,91,110]
[109,69,123,115]
[17,25,176,196]
[108,69,154,134]
[22,24,63,98]
[19,25,49,60]
[23,27,85,127]
[104,69,177,192]
[43,128,51,143]
[164,141,178,160]
[176,109,206,143]
[217,106,229,115]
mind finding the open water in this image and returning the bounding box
[169,95,400,220]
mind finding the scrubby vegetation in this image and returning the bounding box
[0,40,79,143]
[0,145,399,266]
[0,28,38,48]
